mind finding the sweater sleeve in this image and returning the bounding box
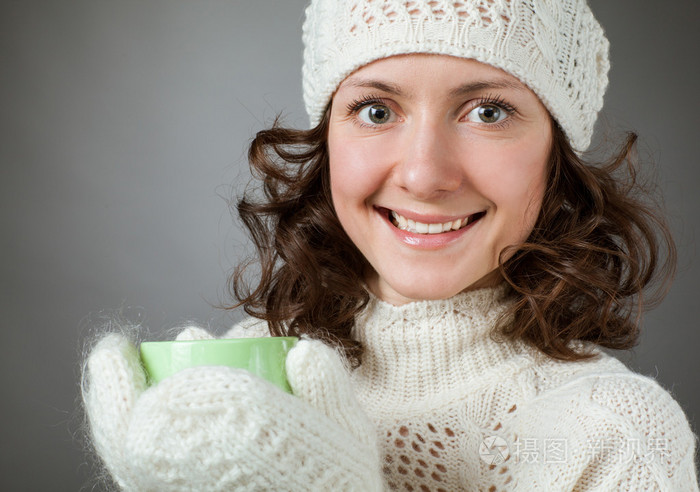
[511,373,699,491]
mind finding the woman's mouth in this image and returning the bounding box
[387,209,486,234]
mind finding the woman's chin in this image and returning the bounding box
[367,271,502,306]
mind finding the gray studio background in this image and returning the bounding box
[2,1,699,489]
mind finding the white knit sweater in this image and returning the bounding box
[342,285,699,491]
[85,286,697,490]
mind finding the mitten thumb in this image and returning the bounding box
[285,339,376,449]
[175,325,215,341]
[82,333,147,488]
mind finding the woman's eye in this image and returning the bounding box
[466,104,507,124]
[358,104,394,125]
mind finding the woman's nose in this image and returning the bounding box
[393,118,465,200]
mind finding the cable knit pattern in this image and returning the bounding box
[302,0,609,151]
[349,286,699,491]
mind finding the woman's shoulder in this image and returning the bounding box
[510,348,698,489]
[524,346,695,441]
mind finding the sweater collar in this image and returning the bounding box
[351,284,534,409]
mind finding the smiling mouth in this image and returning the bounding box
[387,209,486,234]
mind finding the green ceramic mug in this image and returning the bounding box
[139,337,299,393]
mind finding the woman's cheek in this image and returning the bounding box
[471,145,548,237]
[330,136,392,203]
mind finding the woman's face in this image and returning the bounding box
[328,54,552,305]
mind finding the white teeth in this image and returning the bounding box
[391,211,412,230]
[389,210,474,234]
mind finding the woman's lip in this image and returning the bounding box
[375,206,484,249]
[375,206,479,224]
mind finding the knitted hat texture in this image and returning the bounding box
[302,0,610,151]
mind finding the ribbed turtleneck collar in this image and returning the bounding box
[351,284,536,412]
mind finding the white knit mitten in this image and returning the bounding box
[82,327,382,491]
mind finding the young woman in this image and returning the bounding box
[83,0,699,490]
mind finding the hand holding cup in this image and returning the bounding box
[82,324,383,491]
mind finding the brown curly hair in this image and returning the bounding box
[227,107,676,367]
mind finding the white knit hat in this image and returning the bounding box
[302,0,610,152]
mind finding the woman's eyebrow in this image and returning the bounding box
[448,79,527,97]
[342,78,405,96]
